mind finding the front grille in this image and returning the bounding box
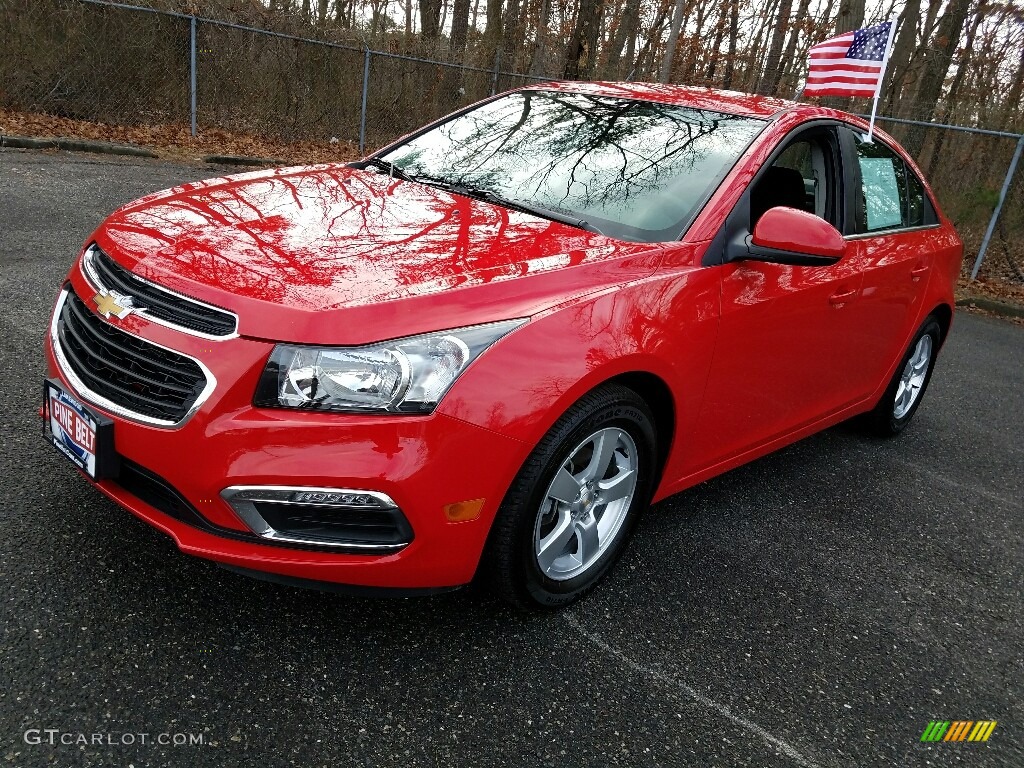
[57,290,208,424]
[87,245,237,337]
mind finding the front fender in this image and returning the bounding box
[436,266,722,496]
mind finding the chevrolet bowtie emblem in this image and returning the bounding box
[92,289,143,320]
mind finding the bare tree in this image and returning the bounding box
[723,0,739,88]
[564,0,607,78]
[757,0,795,94]
[658,0,687,83]
[605,0,642,78]
[419,0,442,38]
[903,0,974,156]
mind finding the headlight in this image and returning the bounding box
[254,319,525,414]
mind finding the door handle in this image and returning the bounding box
[911,261,929,282]
[829,287,858,306]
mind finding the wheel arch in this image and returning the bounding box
[930,302,953,346]
[603,371,676,480]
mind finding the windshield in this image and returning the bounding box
[378,90,765,242]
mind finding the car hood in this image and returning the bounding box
[94,164,666,344]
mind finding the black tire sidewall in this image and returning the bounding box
[514,390,657,608]
[875,318,942,435]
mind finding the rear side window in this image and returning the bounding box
[848,130,932,234]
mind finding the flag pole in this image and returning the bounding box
[867,20,897,142]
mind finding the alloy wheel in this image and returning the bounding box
[893,334,933,419]
[533,427,639,581]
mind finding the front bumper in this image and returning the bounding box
[45,270,529,590]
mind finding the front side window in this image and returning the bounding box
[379,90,766,242]
[749,129,840,230]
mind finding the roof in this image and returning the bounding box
[522,81,806,119]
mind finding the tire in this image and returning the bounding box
[863,316,942,437]
[482,384,657,610]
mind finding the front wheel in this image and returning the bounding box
[863,316,942,437]
[482,385,657,610]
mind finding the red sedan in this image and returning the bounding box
[43,83,962,609]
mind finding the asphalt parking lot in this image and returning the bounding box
[1,148,1021,767]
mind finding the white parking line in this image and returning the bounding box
[564,613,825,768]
[903,459,1020,509]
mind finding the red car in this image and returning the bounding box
[44,83,962,609]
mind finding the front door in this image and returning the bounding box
[688,126,868,470]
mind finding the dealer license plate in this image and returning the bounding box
[44,380,113,480]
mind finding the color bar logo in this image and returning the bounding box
[921,720,997,742]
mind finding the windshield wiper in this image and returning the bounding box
[426,178,603,236]
[349,157,419,184]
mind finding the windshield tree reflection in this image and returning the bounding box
[380,91,764,242]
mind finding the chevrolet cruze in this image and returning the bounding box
[43,83,962,609]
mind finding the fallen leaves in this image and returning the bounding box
[0,107,360,165]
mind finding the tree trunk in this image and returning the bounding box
[632,0,671,82]
[605,0,642,78]
[925,5,984,175]
[745,0,781,92]
[419,0,443,38]
[528,0,552,76]
[564,0,606,79]
[482,0,504,73]
[778,0,811,96]
[1002,47,1024,132]
[705,0,730,82]
[658,0,687,83]
[882,0,921,115]
[834,0,864,34]
[757,0,795,95]
[902,0,973,158]
[723,0,738,89]
[450,0,472,53]
[501,0,522,71]
[333,0,349,26]
[895,0,942,120]
[681,1,710,81]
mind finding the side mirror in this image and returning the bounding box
[743,207,846,266]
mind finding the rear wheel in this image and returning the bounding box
[482,385,657,610]
[863,317,941,437]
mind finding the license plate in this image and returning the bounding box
[43,379,115,480]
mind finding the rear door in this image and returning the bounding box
[838,127,939,394]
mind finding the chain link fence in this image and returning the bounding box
[1,0,192,125]
[2,0,1022,285]
[874,117,1024,286]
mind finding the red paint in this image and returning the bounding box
[751,207,846,258]
[44,84,963,590]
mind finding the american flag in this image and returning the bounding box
[805,21,894,97]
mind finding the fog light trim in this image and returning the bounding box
[221,485,409,551]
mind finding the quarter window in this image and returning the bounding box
[906,169,926,227]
